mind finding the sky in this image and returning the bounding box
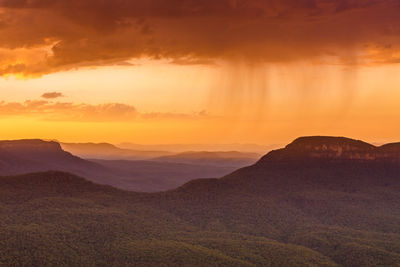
[1,0,400,146]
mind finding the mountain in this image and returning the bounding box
[2,136,400,265]
[119,142,277,154]
[0,139,154,189]
[0,139,105,177]
[61,142,172,160]
[152,151,260,167]
[0,139,238,192]
[258,136,400,163]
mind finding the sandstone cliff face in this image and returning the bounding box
[259,136,400,163]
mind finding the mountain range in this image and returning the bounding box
[60,142,172,160]
[152,151,260,167]
[118,142,277,154]
[0,139,257,192]
[1,136,400,265]
[61,142,261,166]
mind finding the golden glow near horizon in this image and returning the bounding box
[1,1,400,146]
[1,60,400,145]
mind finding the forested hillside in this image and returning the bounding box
[2,137,400,266]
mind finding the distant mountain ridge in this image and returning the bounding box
[2,136,400,193]
[153,151,260,167]
[61,142,263,167]
[0,139,242,192]
[61,142,172,160]
[119,142,276,154]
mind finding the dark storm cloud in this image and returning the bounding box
[0,0,400,75]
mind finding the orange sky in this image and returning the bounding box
[1,0,400,146]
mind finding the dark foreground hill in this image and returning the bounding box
[0,139,238,192]
[2,136,400,266]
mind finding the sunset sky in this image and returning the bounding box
[1,0,400,145]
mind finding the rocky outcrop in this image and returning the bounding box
[258,136,400,163]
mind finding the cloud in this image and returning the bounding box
[170,58,216,66]
[41,92,64,99]
[0,99,208,122]
[142,110,210,120]
[0,100,138,121]
[0,0,400,76]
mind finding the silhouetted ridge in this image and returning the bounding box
[258,136,400,164]
[0,139,84,164]
[0,139,113,184]
[286,136,374,151]
[0,139,63,153]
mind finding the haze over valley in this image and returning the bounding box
[0,139,260,192]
